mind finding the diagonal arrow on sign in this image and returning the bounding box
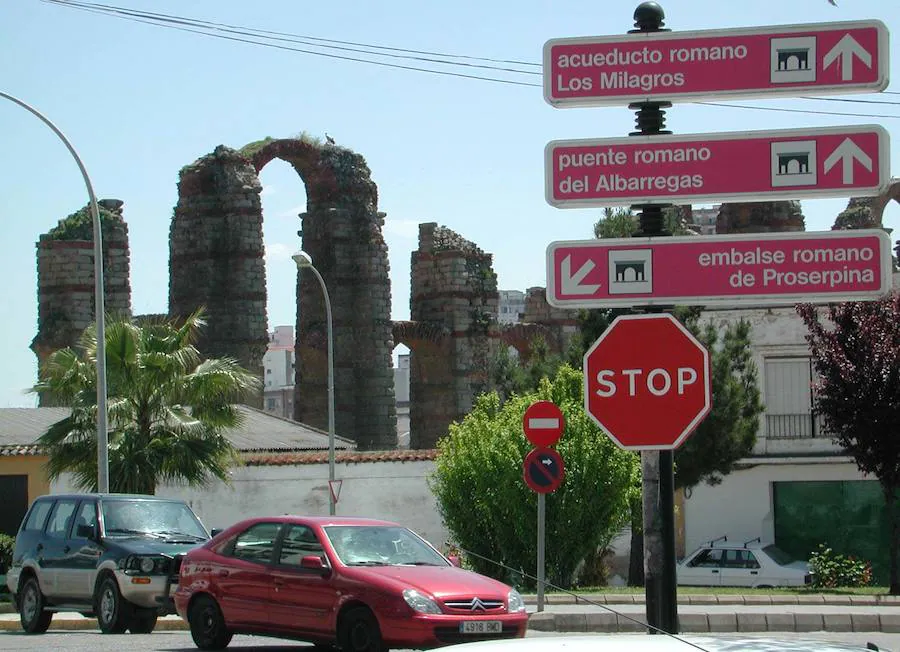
[561,255,600,295]
[823,33,873,81]
[824,138,873,184]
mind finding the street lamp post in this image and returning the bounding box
[293,250,336,515]
[1,91,110,493]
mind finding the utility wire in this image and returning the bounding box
[44,0,899,119]
[43,0,539,75]
[45,1,539,88]
[450,543,711,652]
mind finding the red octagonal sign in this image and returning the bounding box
[583,313,711,450]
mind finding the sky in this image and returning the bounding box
[1,0,898,408]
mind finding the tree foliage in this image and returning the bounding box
[430,365,637,589]
[798,295,900,594]
[491,335,563,403]
[32,310,262,495]
[673,318,763,489]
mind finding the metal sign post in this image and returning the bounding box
[537,492,546,612]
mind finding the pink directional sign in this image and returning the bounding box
[546,125,889,208]
[544,20,888,107]
[546,230,892,309]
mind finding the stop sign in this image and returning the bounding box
[583,313,711,450]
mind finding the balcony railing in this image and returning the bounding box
[766,413,828,439]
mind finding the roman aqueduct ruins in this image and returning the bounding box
[30,137,900,450]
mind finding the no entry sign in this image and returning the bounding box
[545,125,890,208]
[546,229,892,309]
[523,401,565,447]
[544,20,888,107]
[523,447,565,494]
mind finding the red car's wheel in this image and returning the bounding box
[339,607,387,652]
[189,595,233,650]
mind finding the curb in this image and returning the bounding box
[523,594,900,606]
[0,615,189,632]
[527,611,900,634]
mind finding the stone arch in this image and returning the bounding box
[169,137,397,450]
[870,178,900,225]
[498,323,562,361]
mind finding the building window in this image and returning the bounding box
[764,357,824,438]
[266,398,276,410]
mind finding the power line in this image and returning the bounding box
[44,1,540,88]
[44,0,899,119]
[43,0,539,74]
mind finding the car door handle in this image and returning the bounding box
[216,570,229,577]
[711,570,719,574]
[750,571,758,575]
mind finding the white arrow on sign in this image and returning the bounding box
[824,138,873,184]
[541,458,553,466]
[823,34,872,81]
[561,255,600,295]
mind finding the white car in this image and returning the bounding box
[442,635,887,651]
[677,537,811,588]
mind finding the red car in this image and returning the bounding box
[174,516,528,651]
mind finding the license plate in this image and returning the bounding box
[459,621,502,634]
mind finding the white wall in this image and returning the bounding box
[52,459,450,551]
[682,457,874,555]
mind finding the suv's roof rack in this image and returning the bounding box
[743,536,762,548]
[705,535,727,547]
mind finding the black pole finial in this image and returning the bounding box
[632,2,666,32]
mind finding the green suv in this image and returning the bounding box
[6,493,210,634]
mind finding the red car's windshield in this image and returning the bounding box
[324,525,449,567]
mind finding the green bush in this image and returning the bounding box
[808,544,873,588]
[0,533,13,575]
[430,365,637,590]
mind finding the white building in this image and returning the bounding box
[394,352,411,448]
[691,205,719,235]
[263,325,295,419]
[497,289,525,324]
[681,279,899,585]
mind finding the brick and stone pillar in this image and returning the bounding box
[168,146,268,407]
[32,199,132,404]
[408,223,499,449]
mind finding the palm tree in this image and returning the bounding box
[32,309,262,494]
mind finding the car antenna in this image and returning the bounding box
[742,536,761,548]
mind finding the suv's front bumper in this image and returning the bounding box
[115,570,178,614]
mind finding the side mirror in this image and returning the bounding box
[448,555,461,568]
[300,555,328,573]
[211,528,223,537]
[76,524,96,540]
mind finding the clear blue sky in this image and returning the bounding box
[1,0,898,407]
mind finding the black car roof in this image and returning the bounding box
[36,493,187,502]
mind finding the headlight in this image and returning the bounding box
[507,589,526,613]
[139,557,156,573]
[402,589,442,614]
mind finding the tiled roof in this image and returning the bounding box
[242,449,438,466]
[0,406,355,453]
[0,408,70,446]
[0,444,44,457]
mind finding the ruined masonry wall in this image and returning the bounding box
[408,223,499,449]
[33,200,132,406]
[169,146,268,408]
